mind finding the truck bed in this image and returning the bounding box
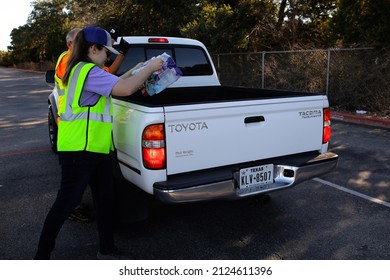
[113,85,329,177]
[113,85,322,107]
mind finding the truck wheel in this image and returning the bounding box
[48,105,58,153]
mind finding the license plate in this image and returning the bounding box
[238,164,274,192]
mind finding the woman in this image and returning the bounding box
[34,26,163,260]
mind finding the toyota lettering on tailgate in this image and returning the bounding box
[167,122,208,133]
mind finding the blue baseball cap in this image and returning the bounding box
[82,26,120,55]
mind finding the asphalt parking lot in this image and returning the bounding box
[1,67,390,260]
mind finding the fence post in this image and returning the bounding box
[216,54,220,80]
[262,51,265,89]
[326,49,331,95]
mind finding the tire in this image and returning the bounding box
[48,105,58,153]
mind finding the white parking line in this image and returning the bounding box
[313,178,390,208]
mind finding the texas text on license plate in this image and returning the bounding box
[238,164,274,193]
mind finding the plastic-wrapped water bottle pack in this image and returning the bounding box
[132,52,183,96]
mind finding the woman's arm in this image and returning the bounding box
[112,58,163,96]
[119,62,144,79]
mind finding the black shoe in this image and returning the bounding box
[68,208,92,222]
[96,250,129,260]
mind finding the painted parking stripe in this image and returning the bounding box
[313,178,390,208]
[0,147,51,157]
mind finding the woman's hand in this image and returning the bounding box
[147,58,164,72]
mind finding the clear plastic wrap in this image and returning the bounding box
[132,52,183,96]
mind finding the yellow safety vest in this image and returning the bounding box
[54,51,68,92]
[57,62,114,154]
[54,51,69,116]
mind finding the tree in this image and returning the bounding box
[6,0,389,66]
[274,0,337,49]
[331,0,390,46]
[180,2,235,52]
[10,0,70,62]
[99,0,201,37]
[181,0,278,52]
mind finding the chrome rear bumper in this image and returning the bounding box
[153,152,338,204]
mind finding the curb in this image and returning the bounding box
[331,112,390,129]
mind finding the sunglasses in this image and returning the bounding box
[103,47,111,56]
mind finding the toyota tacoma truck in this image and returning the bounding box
[47,36,338,205]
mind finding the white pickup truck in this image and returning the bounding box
[47,36,338,205]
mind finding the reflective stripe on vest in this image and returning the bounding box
[57,62,114,154]
[55,51,69,116]
[54,51,68,96]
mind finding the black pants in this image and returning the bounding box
[34,151,115,259]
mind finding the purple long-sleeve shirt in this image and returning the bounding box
[80,66,120,106]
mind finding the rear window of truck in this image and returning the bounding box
[113,45,213,76]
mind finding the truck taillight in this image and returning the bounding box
[323,108,331,143]
[142,124,166,169]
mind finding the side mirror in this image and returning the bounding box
[46,70,55,83]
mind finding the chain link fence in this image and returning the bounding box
[212,48,389,117]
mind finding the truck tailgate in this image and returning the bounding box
[164,95,326,175]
